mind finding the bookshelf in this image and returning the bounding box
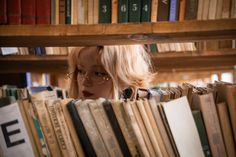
[0,19,236,74]
[0,49,235,73]
[0,19,236,46]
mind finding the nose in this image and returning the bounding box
[82,74,93,86]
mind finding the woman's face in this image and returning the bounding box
[77,47,113,100]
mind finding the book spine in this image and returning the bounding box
[65,0,71,24]
[7,0,21,24]
[78,100,110,157]
[36,0,51,24]
[0,0,7,24]
[0,102,35,156]
[33,100,62,157]
[169,0,179,21]
[192,110,212,157]
[21,0,36,24]
[184,0,198,20]
[118,0,128,23]
[157,0,170,21]
[46,100,76,157]
[141,0,151,22]
[99,0,111,23]
[67,101,97,157]
[103,100,132,157]
[129,0,141,22]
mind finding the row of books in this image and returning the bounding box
[0,82,235,156]
[1,0,235,25]
[0,47,70,56]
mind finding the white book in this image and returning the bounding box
[162,96,204,157]
[0,102,35,157]
[1,47,18,55]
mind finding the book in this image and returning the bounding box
[99,0,111,23]
[0,0,7,24]
[136,99,163,156]
[77,99,109,157]
[46,99,77,157]
[91,98,123,156]
[0,102,35,157]
[22,99,51,157]
[111,0,118,23]
[195,93,227,157]
[33,99,62,157]
[143,98,170,157]
[131,100,156,156]
[141,0,151,22]
[157,0,170,21]
[151,0,158,22]
[216,102,236,157]
[60,99,85,157]
[67,100,96,157]
[162,96,204,157]
[21,0,36,24]
[7,0,21,24]
[103,100,132,157]
[129,0,142,22]
[36,0,51,24]
[118,0,129,23]
[111,100,142,157]
[65,0,71,24]
[192,110,212,157]
[169,0,180,21]
[149,97,176,157]
[184,0,198,20]
[123,100,149,157]
[178,0,186,21]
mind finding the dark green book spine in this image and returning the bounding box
[129,0,141,22]
[141,0,151,22]
[118,0,129,23]
[99,0,111,23]
[65,0,71,24]
[192,110,212,157]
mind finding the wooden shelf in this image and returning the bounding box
[0,19,236,46]
[0,55,68,73]
[1,50,235,73]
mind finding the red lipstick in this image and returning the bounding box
[82,90,94,97]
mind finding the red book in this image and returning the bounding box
[22,0,36,24]
[0,0,7,24]
[7,0,21,24]
[36,0,51,24]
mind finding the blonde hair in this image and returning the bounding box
[68,45,156,99]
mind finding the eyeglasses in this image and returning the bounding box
[66,68,110,85]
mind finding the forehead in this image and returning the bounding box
[77,47,102,67]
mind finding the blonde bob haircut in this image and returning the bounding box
[68,45,156,100]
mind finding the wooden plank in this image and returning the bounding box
[0,51,235,73]
[0,19,235,46]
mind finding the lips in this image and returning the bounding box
[82,90,94,97]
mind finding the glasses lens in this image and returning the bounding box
[77,71,110,84]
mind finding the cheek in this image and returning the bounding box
[93,80,113,98]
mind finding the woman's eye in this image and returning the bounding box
[78,69,86,75]
[94,71,107,77]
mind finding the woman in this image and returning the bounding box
[67,45,156,100]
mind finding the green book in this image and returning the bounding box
[192,110,212,157]
[118,0,129,23]
[141,0,151,22]
[129,0,141,22]
[99,0,111,23]
[65,0,71,24]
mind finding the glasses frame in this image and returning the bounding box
[66,68,111,85]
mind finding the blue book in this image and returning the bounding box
[169,0,180,21]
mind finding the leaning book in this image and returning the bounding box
[0,101,35,157]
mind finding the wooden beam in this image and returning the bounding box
[0,19,236,46]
